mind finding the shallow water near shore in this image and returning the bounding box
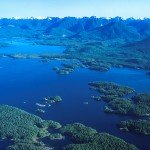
[0,41,150,150]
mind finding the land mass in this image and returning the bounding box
[60,123,138,150]
[118,119,150,135]
[0,17,150,71]
[89,82,150,117]
[0,105,138,150]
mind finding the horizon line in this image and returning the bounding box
[0,16,149,20]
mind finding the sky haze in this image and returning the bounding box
[0,0,149,18]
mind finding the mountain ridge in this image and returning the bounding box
[0,17,149,41]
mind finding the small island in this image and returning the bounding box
[35,96,63,114]
[44,96,62,103]
[53,66,74,75]
[88,81,134,98]
[81,60,111,72]
[53,61,84,75]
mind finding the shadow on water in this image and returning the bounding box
[0,139,14,150]
[41,136,72,150]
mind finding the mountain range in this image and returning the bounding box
[0,17,150,41]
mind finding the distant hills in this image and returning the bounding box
[0,17,149,70]
[0,17,150,41]
[122,37,150,53]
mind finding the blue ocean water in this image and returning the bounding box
[0,41,150,150]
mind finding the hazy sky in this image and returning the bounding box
[0,0,149,18]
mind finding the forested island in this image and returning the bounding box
[0,105,138,150]
[60,123,137,150]
[89,82,150,117]
[118,119,150,135]
[0,105,62,150]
